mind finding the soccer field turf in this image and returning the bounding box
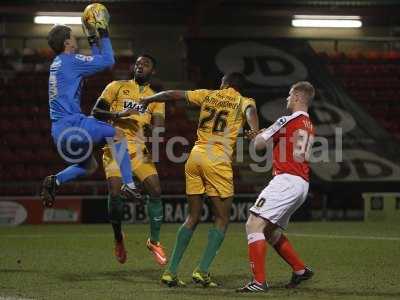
[1,222,400,300]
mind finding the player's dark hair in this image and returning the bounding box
[47,25,72,55]
[137,53,157,69]
[224,72,245,91]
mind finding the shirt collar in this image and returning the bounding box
[131,79,150,88]
[291,110,309,118]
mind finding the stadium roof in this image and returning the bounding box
[3,0,400,5]
[0,0,399,27]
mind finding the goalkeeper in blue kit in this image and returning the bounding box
[41,11,141,207]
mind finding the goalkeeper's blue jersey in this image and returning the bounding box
[48,37,115,122]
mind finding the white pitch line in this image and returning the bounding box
[0,297,34,300]
[289,233,400,241]
[1,233,108,238]
[1,232,400,241]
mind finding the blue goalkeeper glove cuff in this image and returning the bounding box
[87,35,98,46]
[98,28,109,38]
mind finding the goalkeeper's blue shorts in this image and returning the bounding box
[51,113,115,162]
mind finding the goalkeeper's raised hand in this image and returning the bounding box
[81,21,98,46]
[82,3,110,43]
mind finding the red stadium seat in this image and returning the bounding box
[1,147,18,163]
[20,118,33,130]
[382,51,400,60]
[34,165,49,180]
[323,50,400,138]
[37,148,57,161]
[38,119,51,131]
[25,105,41,115]
[0,119,13,131]
[7,105,22,115]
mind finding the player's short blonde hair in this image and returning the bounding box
[292,81,315,103]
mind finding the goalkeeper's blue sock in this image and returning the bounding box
[109,139,135,186]
[56,164,88,185]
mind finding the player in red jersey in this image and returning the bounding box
[237,81,315,293]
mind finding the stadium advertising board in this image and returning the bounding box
[116,197,309,224]
[121,200,254,223]
[0,196,311,225]
[81,197,260,223]
[363,193,400,222]
[0,198,81,225]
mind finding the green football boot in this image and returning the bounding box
[192,268,218,287]
[161,270,186,287]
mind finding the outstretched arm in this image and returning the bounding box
[91,98,118,121]
[245,105,259,132]
[253,120,282,150]
[244,104,264,149]
[152,113,165,128]
[91,98,138,120]
[141,90,187,106]
[254,129,269,150]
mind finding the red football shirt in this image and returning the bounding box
[260,111,314,181]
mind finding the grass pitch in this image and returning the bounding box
[1,222,400,300]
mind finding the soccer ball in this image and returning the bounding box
[82,3,110,30]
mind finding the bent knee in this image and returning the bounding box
[246,213,266,235]
[109,189,120,198]
[144,175,162,198]
[108,177,122,197]
[148,185,162,198]
[215,215,230,227]
[267,229,282,246]
[214,216,230,233]
[185,215,201,230]
[86,160,98,175]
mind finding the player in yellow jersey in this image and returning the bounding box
[140,72,259,287]
[91,54,167,266]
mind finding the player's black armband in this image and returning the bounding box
[91,98,114,121]
[95,98,110,111]
[98,28,109,38]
